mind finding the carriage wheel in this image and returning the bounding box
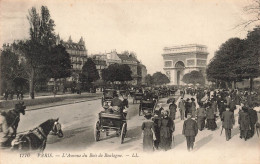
[120,123,127,144]
[94,121,100,141]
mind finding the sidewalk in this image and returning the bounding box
[0,91,102,102]
[0,92,102,110]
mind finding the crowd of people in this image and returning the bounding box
[141,87,260,152]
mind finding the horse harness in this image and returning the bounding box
[17,127,47,151]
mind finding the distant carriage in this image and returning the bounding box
[133,92,144,104]
[94,112,127,144]
[139,99,157,116]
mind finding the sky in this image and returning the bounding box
[0,0,258,74]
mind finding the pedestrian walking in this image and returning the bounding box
[221,107,235,141]
[191,98,196,118]
[158,110,174,151]
[196,102,206,131]
[238,106,250,140]
[152,114,161,150]
[206,102,217,130]
[178,98,185,120]
[185,98,191,118]
[4,89,8,101]
[247,106,258,138]
[141,113,155,152]
[169,99,177,120]
[16,90,19,100]
[182,113,198,151]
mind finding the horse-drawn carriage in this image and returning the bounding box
[133,92,144,104]
[101,89,116,106]
[94,112,127,144]
[169,89,176,95]
[139,99,157,116]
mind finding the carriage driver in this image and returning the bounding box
[111,93,123,113]
[0,112,14,147]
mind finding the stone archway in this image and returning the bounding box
[175,61,185,68]
[175,61,185,85]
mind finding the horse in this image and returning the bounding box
[11,118,63,152]
[0,101,26,147]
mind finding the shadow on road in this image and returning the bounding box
[123,126,142,144]
[173,134,186,147]
[193,134,213,152]
[231,126,240,138]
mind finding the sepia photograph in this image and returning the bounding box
[0,0,259,163]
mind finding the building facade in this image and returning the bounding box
[162,44,208,85]
[91,50,147,85]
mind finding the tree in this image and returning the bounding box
[144,74,153,86]
[240,27,260,91]
[13,6,56,99]
[0,49,20,93]
[182,70,205,85]
[206,38,245,88]
[80,58,99,91]
[239,0,260,28]
[101,63,132,83]
[152,72,170,85]
[118,64,133,82]
[47,44,72,88]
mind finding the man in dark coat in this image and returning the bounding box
[238,107,250,140]
[169,99,177,121]
[247,107,258,138]
[221,107,235,141]
[218,98,226,120]
[182,113,198,151]
[185,98,191,118]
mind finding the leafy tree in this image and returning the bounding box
[13,6,56,99]
[46,44,72,88]
[152,72,170,85]
[80,58,99,91]
[182,71,205,85]
[206,38,245,88]
[144,74,153,86]
[101,63,132,83]
[240,27,260,91]
[0,49,20,93]
[118,64,133,82]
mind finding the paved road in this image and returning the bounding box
[16,95,176,151]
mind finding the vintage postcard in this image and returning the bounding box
[0,0,259,164]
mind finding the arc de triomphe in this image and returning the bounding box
[162,44,208,85]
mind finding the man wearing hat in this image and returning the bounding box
[111,94,123,113]
[247,106,258,138]
[238,106,250,140]
[221,107,235,141]
[182,113,198,151]
[196,102,206,131]
[185,98,191,118]
[178,98,185,120]
[169,98,177,121]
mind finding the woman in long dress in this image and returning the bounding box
[158,110,174,151]
[141,113,155,152]
[206,102,217,130]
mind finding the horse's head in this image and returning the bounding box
[15,102,26,115]
[51,118,63,138]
